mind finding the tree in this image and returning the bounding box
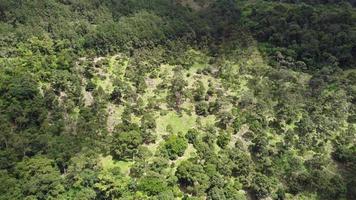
[0,72,46,130]
[207,186,226,200]
[217,148,254,185]
[251,173,278,199]
[217,132,231,148]
[216,112,234,129]
[167,69,187,111]
[138,173,169,196]
[149,157,170,174]
[0,170,22,200]
[193,81,206,101]
[15,156,64,200]
[176,160,210,196]
[95,166,130,199]
[61,150,99,200]
[141,113,156,130]
[210,0,241,39]
[112,130,143,159]
[208,101,221,115]
[195,101,209,116]
[185,129,199,144]
[160,135,188,160]
[110,87,122,104]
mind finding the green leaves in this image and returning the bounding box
[176,160,210,196]
[95,166,129,199]
[15,156,64,200]
[251,173,279,199]
[160,134,188,160]
[138,174,169,196]
[243,1,356,70]
[0,170,22,200]
[112,130,143,159]
[0,1,354,200]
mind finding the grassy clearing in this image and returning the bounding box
[141,77,163,106]
[99,155,133,175]
[156,111,196,135]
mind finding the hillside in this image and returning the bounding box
[0,0,355,199]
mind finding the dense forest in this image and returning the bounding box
[0,0,355,199]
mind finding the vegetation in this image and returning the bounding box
[0,0,355,199]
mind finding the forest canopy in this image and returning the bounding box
[0,0,355,199]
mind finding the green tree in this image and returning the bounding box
[112,130,143,159]
[217,132,231,148]
[195,101,209,116]
[251,173,278,199]
[161,135,188,160]
[167,69,187,111]
[185,129,199,144]
[193,81,206,101]
[176,160,210,196]
[15,156,64,200]
[95,166,130,199]
[138,173,169,196]
[0,170,22,200]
